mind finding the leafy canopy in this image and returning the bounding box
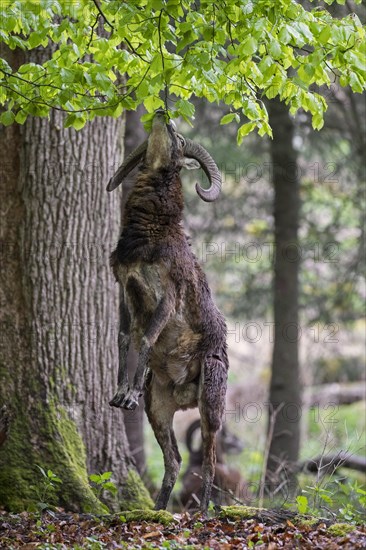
[0,0,365,141]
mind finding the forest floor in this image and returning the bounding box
[1,508,365,549]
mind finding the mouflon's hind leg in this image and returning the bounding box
[145,376,181,510]
[199,416,217,516]
[109,293,132,408]
[198,354,228,515]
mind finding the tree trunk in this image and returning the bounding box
[265,98,301,497]
[0,54,152,513]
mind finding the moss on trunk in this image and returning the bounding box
[0,402,105,513]
[119,470,154,511]
[0,401,153,513]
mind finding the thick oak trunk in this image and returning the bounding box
[265,98,301,497]
[0,54,152,511]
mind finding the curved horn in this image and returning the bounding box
[183,139,222,202]
[107,140,148,191]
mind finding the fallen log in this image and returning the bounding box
[304,382,365,407]
[301,451,366,475]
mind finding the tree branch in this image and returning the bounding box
[91,0,114,30]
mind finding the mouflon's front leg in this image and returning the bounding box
[109,293,132,408]
[122,290,175,410]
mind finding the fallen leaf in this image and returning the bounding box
[142,530,162,539]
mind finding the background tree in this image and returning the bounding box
[265,98,301,495]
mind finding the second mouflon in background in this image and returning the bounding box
[107,110,229,514]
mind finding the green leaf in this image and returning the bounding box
[296,495,308,514]
[111,102,123,118]
[243,98,259,120]
[345,51,366,72]
[28,30,48,49]
[15,110,27,124]
[143,94,164,112]
[64,113,86,130]
[268,41,281,60]
[318,26,331,44]
[239,36,257,57]
[319,492,333,505]
[141,112,155,131]
[349,72,364,93]
[95,72,113,94]
[89,474,101,483]
[47,470,62,483]
[298,64,315,84]
[220,112,239,125]
[175,98,195,120]
[312,111,324,130]
[237,122,256,144]
[0,110,15,126]
[103,482,117,493]
[278,26,291,45]
[73,116,87,130]
[151,0,164,9]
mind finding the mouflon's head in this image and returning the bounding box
[107,109,222,202]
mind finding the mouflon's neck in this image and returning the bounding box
[123,167,185,229]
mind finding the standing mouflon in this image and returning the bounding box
[107,110,229,514]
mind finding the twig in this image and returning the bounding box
[1,82,118,114]
[124,38,149,63]
[88,14,100,48]
[1,70,102,99]
[158,10,168,110]
[91,0,114,30]
[191,472,245,506]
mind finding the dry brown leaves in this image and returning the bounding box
[0,510,365,549]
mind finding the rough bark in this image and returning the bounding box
[0,50,152,512]
[265,98,301,497]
